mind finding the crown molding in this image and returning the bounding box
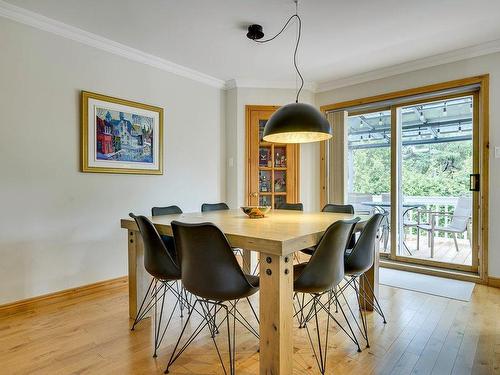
[2,0,500,94]
[225,78,317,92]
[0,0,226,89]
[316,39,500,93]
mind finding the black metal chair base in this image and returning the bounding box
[164,297,259,375]
[339,274,387,348]
[130,278,192,357]
[293,290,362,374]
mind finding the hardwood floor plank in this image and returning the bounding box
[1,281,500,374]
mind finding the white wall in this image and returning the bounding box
[0,18,225,304]
[316,52,500,277]
[225,87,320,212]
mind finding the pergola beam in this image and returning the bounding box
[348,135,472,150]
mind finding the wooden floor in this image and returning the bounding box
[1,278,499,375]
[380,236,472,266]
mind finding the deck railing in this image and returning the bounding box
[348,193,470,240]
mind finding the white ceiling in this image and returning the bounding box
[5,0,500,88]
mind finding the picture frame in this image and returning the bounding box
[81,91,163,175]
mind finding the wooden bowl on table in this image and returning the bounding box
[240,206,271,219]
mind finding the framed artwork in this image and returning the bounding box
[81,91,163,174]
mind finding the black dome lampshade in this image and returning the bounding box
[263,103,332,144]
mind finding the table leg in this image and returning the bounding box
[359,232,380,311]
[259,253,293,375]
[128,230,152,320]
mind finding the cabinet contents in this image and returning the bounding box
[274,195,287,208]
[260,195,271,206]
[259,147,272,167]
[274,147,287,168]
[259,170,272,192]
[274,170,287,192]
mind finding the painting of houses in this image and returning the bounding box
[95,108,154,163]
[82,91,163,175]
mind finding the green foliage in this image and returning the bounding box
[351,141,472,196]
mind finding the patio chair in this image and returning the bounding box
[416,196,471,258]
[347,193,374,215]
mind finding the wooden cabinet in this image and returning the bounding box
[246,105,300,207]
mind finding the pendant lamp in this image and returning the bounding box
[247,1,332,143]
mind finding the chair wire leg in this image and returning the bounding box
[303,295,331,374]
[165,299,201,374]
[333,288,362,352]
[361,273,387,324]
[157,282,180,349]
[352,277,369,348]
[176,281,184,318]
[153,283,167,357]
[131,277,154,330]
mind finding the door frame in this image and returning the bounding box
[319,75,490,284]
[245,105,300,206]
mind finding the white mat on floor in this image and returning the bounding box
[379,268,475,302]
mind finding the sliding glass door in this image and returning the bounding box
[346,109,392,254]
[394,94,478,271]
[328,90,480,273]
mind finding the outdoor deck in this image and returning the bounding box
[381,235,472,266]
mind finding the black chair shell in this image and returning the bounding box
[151,205,183,261]
[129,213,181,281]
[201,202,230,212]
[276,202,304,211]
[322,204,354,214]
[171,221,259,301]
[152,205,183,216]
[344,213,385,276]
[294,218,359,294]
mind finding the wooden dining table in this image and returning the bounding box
[120,209,378,374]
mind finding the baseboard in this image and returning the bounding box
[0,276,128,317]
[488,276,500,288]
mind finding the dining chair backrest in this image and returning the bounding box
[171,221,257,301]
[152,205,183,217]
[201,202,229,212]
[449,196,471,231]
[344,213,385,275]
[129,213,180,280]
[276,202,304,211]
[322,204,354,214]
[294,218,359,293]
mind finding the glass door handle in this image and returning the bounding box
[250,192,258,197]
[470,174,480,191]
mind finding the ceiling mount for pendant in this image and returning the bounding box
[246,24,264,40]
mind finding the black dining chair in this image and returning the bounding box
[129,214,184,358]
[262,201,304,270]
[276,202,304,211]
[201,202,230,212]
[201,202,244,260]
[340,213,387,348]
[301,204,356,256]
[152,205,183,261]
[151,205,190,318]
[152,205,183,217]
[293,218,361,374]
[322,203,355,214]
[165,221,260,375]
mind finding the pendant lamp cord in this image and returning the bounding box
[254,9,304,103]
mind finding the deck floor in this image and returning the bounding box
[380,235,472,266]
